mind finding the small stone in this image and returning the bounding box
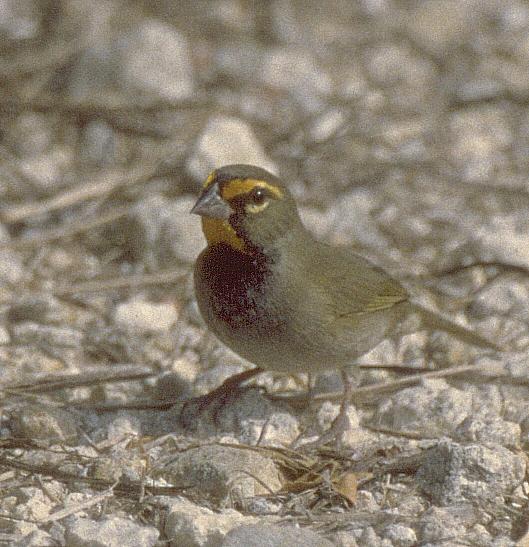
[120,194,203,266]
[64,516,159,547]
[89,449,145,483]
[358,527,383,547]
[181,382,299,445]
[159,196,205,265]
[474,216,529,273]
[164,497,256,547]
[454,415,521,449]
[0,0,41,41]
[113,299,178,333]
[106,414,142,441]
[381,524,417,547]
[241,497,282,515]
[365,43,436,102]
[14,487,51,521]
[157,444,283,503]
[10,405,78,444]
[416,440,526,505]
[12,323,83,348]
[406,1,471,55]
[0,326,10,344]
[239,410,300,447]
[80,120,117,166]
[8,113,55,157]
[466,524,492,546]
[372,379,472,437]
[120,19,194,101]
[12,529,55,547]
[395,495,426,518]
[418,507,467,543]
[222,523,334,547]
[448,106,512,185]
[355,490,380,512]
[0,249,25,284]
[186,116,277,181]
[19,146,74,191]
[261,47,332,105]
[333,530,359,547]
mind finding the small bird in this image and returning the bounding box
[189,164,500,436]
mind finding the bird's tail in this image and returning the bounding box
[410,303,503,352]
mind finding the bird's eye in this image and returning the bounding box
[244,188,270,214]
[252,188,266,204]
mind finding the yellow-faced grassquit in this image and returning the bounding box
[189,164,500,434]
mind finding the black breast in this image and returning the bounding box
[194,243,281,333]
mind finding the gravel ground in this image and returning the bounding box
[1,1,529,546]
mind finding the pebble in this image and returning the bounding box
[186,115,277,181]
[221,523,334,547]
[0,0,41,41]
[454,414,521,449]
[381,524,417,547]
[416,440,526,505]
[372,379,473,437]
[119,18,194,101]
[12,529,56,547]
[163,497,257,547]
[10,405,78,444]
[113,299,178,333]
[157,444,283,503]
[64,516,159,547]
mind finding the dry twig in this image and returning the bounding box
[1,364,155,394]
[0,163,158,224]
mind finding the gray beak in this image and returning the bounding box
[190,184,232,220]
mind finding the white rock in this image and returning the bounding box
[372,379,473,437]
[65,516,159,547]
[187,116,277,181]
[13,529,55,547]
[120,19,194,101]
[0,325,11,344]
[114,299,178,333]
[128,195,204,266]
[164,497,257,547]
[0,0,40,40]
[382,524,417,547]
[14,487,51,521]
[261,47,332,100]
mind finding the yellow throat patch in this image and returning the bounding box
[201,217,246,252]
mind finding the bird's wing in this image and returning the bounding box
[306,243,408,317]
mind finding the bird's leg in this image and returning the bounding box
[326,369,354,438]
[302,369,355,448]
[179,367,263,429]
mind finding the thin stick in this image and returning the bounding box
[52,268,186,296]
[1,364,155,393]
[270,364,485,404]
[2,205,132,250]
[0,40,80,79]
[0,97,211,115]
[1,163,158,224]
[39,486,116,524]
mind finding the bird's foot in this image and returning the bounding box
[179,367,263,430]
[298,400,352,449]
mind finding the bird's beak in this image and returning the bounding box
[190,183,232,220]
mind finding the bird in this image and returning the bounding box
[188,164,500,439]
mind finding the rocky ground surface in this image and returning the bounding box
[1,0,529,545]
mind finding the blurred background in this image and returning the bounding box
[2,2,529,543]
[1,1,529,402]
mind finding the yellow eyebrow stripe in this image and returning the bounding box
[221,178,283,200]
[203,171,216,188]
